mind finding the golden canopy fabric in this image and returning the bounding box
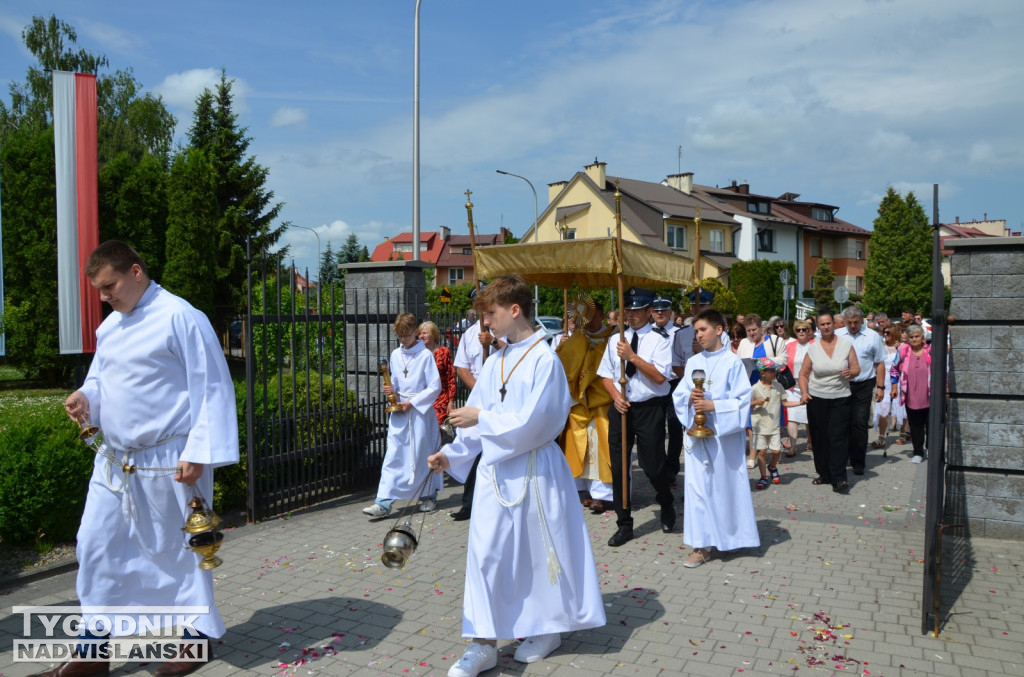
[473,237,694,290]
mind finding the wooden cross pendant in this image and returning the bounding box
[499,384,507,402]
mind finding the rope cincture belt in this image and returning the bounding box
[490,447,564,585]
[91,434,187,523]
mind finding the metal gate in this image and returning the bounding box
[243,254,468,521]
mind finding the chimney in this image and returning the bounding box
[584,157,607,187]
[984,212,988,221]
[548,180,568,203]
[439,225,450,241]
[666,172,694,194]
[955,216,959,224]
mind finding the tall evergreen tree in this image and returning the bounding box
[811,258,836,311]
[338,233,363,264]
[98,151,168,280]
[185,72,286,332]
[163,149,218,320]
[320,241,338,285]
[863,188,932,315]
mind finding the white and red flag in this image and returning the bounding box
[53,71,101,354]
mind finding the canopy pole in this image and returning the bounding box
[465,189,489,357]
[614,181,629,511]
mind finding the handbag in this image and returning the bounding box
[767,336,796,389]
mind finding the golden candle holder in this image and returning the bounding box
[686,369,715,438]
[378,359,404,414]
[183,491,224,570]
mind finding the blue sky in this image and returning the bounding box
[2,0,1022,277]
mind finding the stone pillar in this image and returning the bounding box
[945,237,1024,539]
[338,260,431,403]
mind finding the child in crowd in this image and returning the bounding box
[428,275,605,677]
[363,313,443,517]
[750,357,800,489]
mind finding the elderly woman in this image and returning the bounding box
[872,325,904,449]
[418,321,457,425]
[783,319,815,457]
[799,310,860,493]
[889,324,931,463]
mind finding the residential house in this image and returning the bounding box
[939,216,1016,285]
[524,160,737,283]
[371,225,510,287]
[683,179,806,292]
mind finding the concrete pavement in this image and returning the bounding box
[3,438,1022,676]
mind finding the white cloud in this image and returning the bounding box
[74,17,142,55]
[270,106,308,127]
[152,68,250,112]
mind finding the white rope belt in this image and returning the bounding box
[91,435,187,523]
[490,447,563,585]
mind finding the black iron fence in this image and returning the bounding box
[243,256,469,521]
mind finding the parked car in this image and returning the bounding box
[535,315,563,342]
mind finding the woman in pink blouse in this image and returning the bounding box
[889,324,931,464]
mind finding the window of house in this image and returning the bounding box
[812,207,834,222]
[449,268,464,285]
[757,229,775,252]
[855,240,865,260]
[747,201,770,215]
[809,237,822,257]
[856,276,864,294]
[667,224,686,249]
[809,277,815,290]
[462,248,472,255]
[709,229,724,253]
[563,228,577,240]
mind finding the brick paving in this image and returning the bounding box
[2,437,1022,676]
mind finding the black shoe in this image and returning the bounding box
[833,481,849,493]
[589,499,607,514]
[450,508,472,521]
[853,467,865,476]
[660,499,675,532]
[608,527,634,547]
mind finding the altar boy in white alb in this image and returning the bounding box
[672,308,760,569]
[363,312,443,517]
[58,241,238,677]
[429,276,606,677]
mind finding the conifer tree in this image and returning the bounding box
[319,241,338,285]
[185,72,286,333]
[863,188,931,315]
[163,149,218,320]
[812,258,836,311]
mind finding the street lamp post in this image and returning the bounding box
[496,169,539,317]
[289,224,321,312]
[412,0,422,261]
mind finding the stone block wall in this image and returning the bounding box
[338,260,430,403]
[944,237,1024,539]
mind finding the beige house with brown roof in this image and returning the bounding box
[523,160,738,284]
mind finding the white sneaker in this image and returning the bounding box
[448,642,497,677]
[911,455,924,464]
[514,632,561,663]
[419,498,437,512]
[362,503,390,517]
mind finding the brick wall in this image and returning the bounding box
[945,237,1024,539]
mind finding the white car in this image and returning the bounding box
[535,316,563,342]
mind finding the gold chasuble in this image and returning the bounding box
[556,327,616,482]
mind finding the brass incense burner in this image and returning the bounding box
[378,359,404,414]
[183,492,224,570]
[381,519,419,569]
[686,369,715,438]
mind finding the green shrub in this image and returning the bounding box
[0,406,94,544]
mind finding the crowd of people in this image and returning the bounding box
[50,242,933,677]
